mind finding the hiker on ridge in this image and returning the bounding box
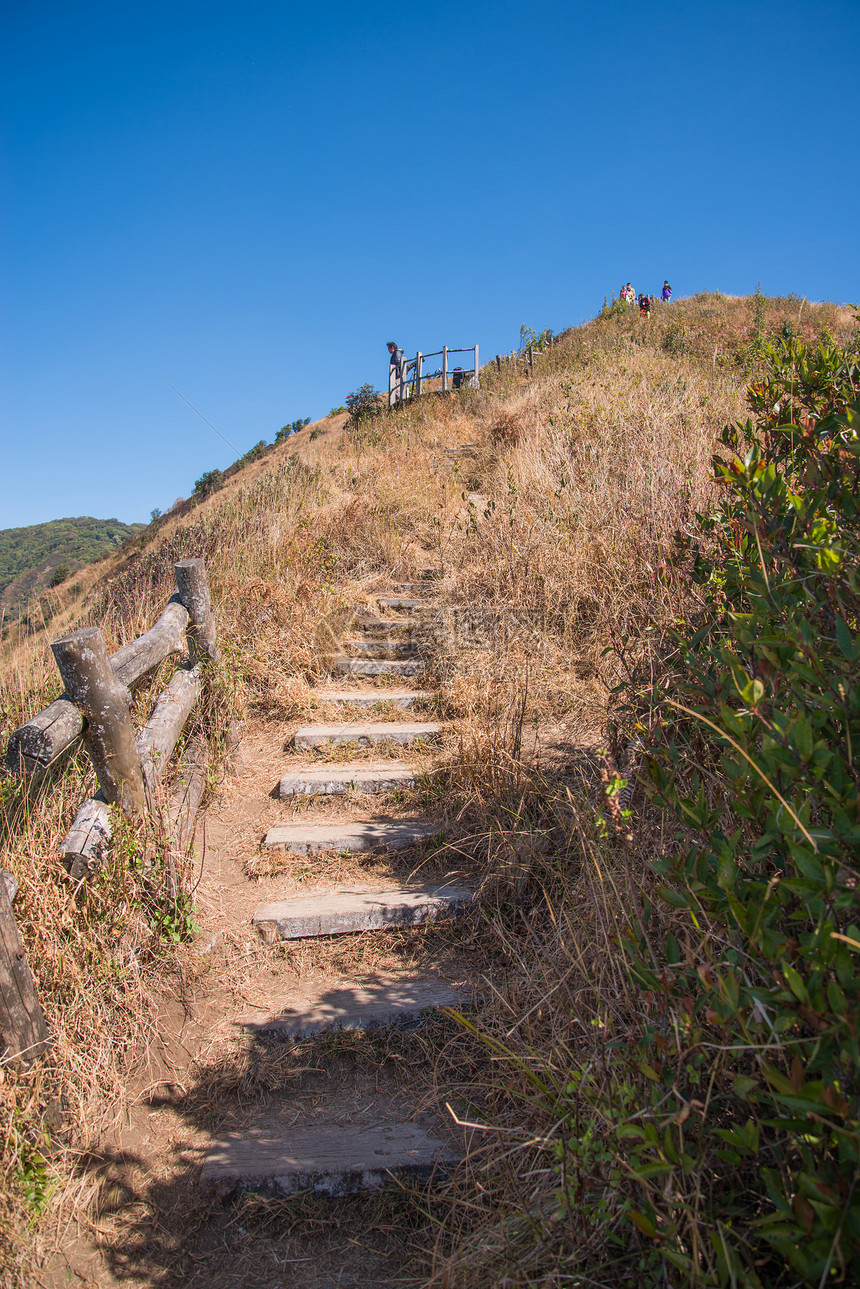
[639,294,651,319]
[661,281,672,302]
[388,340,407,406]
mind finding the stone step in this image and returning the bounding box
[263,820,437,855]
[318,690,432,711]
[392,582,439,595]
[344,639,418,658]
[253,883,470,941]
[200,1120,460,1198]
[376,597,428,613]
[354,617,417,634]
[240,977,463,1039]
[293,721,440,749]
[331,658,423,678]
[279,763,416,797]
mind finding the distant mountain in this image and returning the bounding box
[0,516,145,617]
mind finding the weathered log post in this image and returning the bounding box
[51,627,145,816]
[175,558,219,666]
[59,796,112,881]
[0,879,48,1066]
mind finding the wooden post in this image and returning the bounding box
[527,345,533,376]
[473,344,479,388]
[495,354,501,373]
[59,797,112,881]
[442,346,448,392]
[415,352,423,398]
[0,877,48,1066]
[175,558,219,666]
[51,628,145,816]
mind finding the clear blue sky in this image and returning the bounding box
[2,0,857,529]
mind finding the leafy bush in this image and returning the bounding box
[519,323,553,353]
[234,439,272,469]
[275,418,311,445]
[597,295,631,322]
[193,468,225,498]
[309,427,325,441]
[344,383,381,431]
[616,335,860,1284]
[328,405,347,416]
[49,565,70,587]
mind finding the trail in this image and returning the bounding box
[49,552,482,1289]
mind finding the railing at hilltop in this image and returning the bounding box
[389,344,479,407]
[1,557,230,1064]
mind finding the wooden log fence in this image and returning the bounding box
[492,334,559,379]
[389,344,479,407]
[1,557,222,1062]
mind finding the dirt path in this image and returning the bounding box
[46,581,482,1289]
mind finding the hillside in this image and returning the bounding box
[0,515,144,622]
[1,291,858,1288]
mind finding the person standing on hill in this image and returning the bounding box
[387,340,406,406]
[638,293,651,319]
[661,281,672,302]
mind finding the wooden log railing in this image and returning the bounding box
[6,594,191,776]
[389,344,479,407]
[0,557,221,1061]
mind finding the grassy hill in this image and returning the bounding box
[0,515,144,622]
[1,291,858,1287]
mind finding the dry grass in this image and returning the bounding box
[0,292,856,1284]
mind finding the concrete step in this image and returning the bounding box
[253,883,471,941]
[376,597,428,614]
[354,617,417,634]
[279,763,416,797]
[331,658,423,678]
[263,820,437,855]
[392,583,438,595]
[344,639,418,658]
[240,977,463,1039]
[318,690,432,711]
[293,721,440,749]
[201,1120,460,1198]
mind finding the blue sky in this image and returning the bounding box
[2,0,858,529]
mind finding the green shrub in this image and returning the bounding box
[193,468,225,498]
[328,405,347,416]
[309,427,325,441]
[344,383,382,431]
[48,565,70,587]
[275,418,311,445]
[597,295,630,322]
[616,335,860,1284]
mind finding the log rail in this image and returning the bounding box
[1,557,223,1062]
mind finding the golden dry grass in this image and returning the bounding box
[0,292,855,1284]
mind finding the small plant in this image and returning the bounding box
[309,427,325,441]
[49,564,70,587]
[519,323,553,353]
[328,405,347,416]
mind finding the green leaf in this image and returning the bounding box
[628,1209,659,1239]
[835,616,854,660]
[792,712,814,764]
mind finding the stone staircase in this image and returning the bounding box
[200,573,470,1200]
